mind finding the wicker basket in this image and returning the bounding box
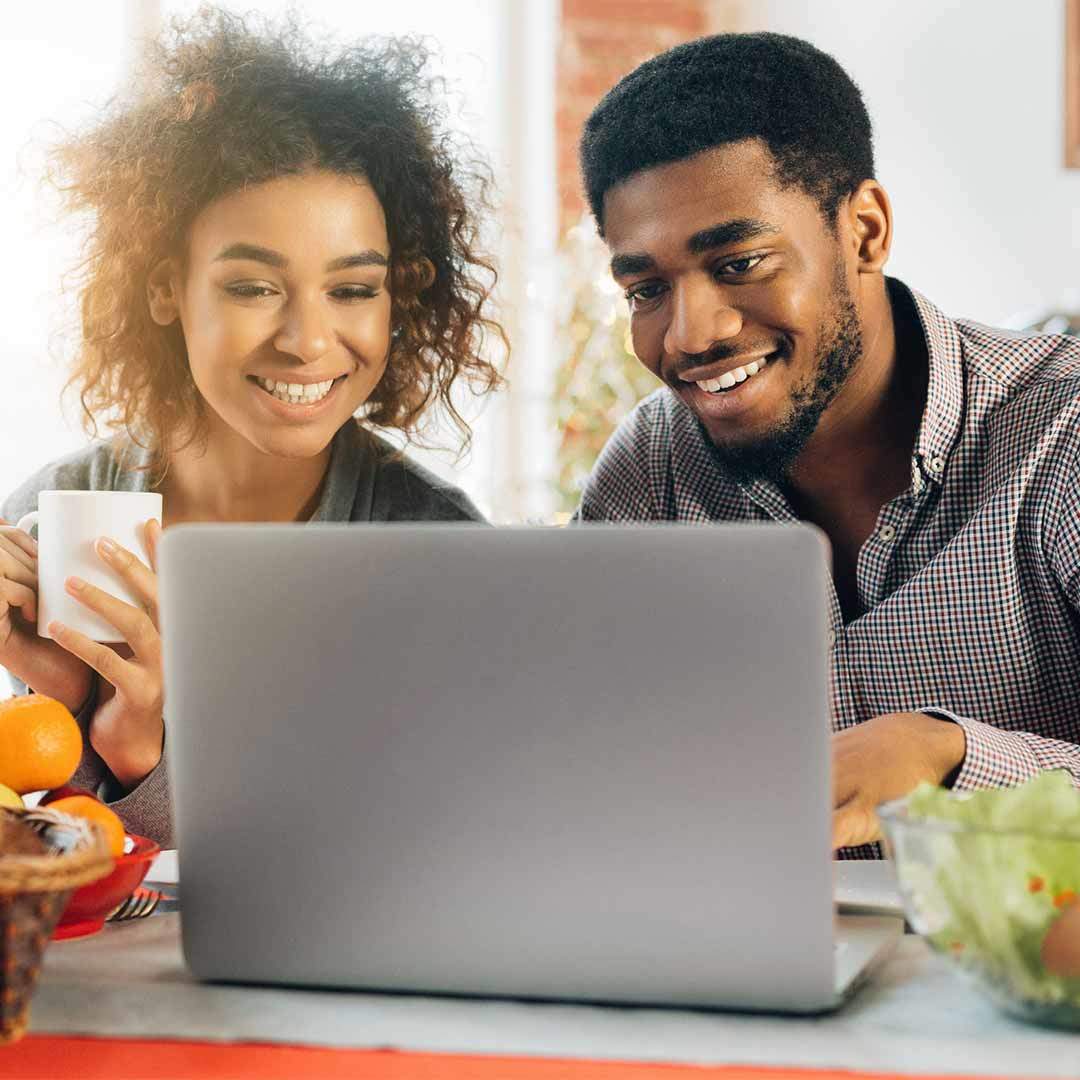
[0,807,112,1044]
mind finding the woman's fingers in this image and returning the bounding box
[48,620,139,697]
[144,519,162,575]
[0,577,38,624]
[63,576,160,662]
[0,529,38,576]
[96,535,160,627]
[0,545,37,590]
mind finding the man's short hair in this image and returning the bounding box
[580,32,875,232]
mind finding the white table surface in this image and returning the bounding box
[31,903,1080,1076]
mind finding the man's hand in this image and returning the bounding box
[48,520,164,790]
[832,711,966,850]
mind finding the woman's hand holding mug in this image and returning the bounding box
[8,490,165,790]
[49,523,166,790]
[0,520,94,713]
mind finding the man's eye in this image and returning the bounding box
[330,285,378,302]
[624,282,667,305]
[715,254,765,277]
[226,284,277,299]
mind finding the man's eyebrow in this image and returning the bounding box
[213,244,389,272]
[325,250,388,271]
[610,252,657,278]
[214,243,288,269]
[609,219,781,278]
[687,219,780,254]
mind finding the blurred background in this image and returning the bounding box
[2,0,1079,525]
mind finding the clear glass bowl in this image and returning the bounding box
[879,794,1080,1030]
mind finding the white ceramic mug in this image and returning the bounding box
[16,490,163,643]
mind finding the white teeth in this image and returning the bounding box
[257,376,336,405]
[694,355,771,394]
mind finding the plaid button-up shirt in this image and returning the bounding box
[575,280,1080,857]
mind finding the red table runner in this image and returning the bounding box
[0,1036,1004,1080]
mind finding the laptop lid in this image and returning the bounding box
[160,523,836,1011]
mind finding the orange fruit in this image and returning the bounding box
[47,795,126,857]
[0,695,82,795]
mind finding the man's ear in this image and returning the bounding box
[147,259,181,326]
[844,180,892,274]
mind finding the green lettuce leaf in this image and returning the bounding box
[894,771,1080,1010]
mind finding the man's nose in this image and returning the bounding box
[274,297,333,363]
[663,279,742,360]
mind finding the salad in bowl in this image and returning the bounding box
[879,770,1080,1029]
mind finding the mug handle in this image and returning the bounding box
[15,510,39,538]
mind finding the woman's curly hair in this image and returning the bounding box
[50,6,506,472]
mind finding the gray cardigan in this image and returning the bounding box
[2,422,484,847]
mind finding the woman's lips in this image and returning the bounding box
[249,374,347,420]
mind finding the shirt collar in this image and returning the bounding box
[111,421,374,521]
[309,421,374,522]
[895,278,966,488]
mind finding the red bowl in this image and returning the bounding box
[52,834,160,940]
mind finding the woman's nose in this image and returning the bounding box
[273,298,333,363]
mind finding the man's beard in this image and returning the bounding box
[703,276,863,485]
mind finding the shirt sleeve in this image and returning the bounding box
[73,680,173,847]
[918,706,1080,789]
[97,751,174,849]
[916,440,1080,790]
[1051,433,1080,612]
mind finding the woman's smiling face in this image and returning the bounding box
[152,169,393,460]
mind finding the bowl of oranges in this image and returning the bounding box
[0,693,157,941]
[39,788,160,939]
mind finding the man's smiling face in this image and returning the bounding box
[604,139,864,480]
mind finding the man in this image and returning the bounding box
[574,32,1080,857]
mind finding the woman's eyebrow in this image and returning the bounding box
[212,245,388,271]
[214,242,287,268]
[325,250,389,271]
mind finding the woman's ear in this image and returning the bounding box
[147,259,181,326]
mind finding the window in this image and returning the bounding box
[0,8,132,503]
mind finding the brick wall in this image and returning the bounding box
[556,0,742,232]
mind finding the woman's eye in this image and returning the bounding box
[330,285,379,302]
[625,282,667,306]
[716,254,765,277]
[225,283,277,299]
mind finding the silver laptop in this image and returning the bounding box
[160,523,901,1013]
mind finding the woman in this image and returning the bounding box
[0,9,505,846]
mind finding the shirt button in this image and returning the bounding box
[878,524,896,542]
[828,629,837,648]
[928,456,945,474]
